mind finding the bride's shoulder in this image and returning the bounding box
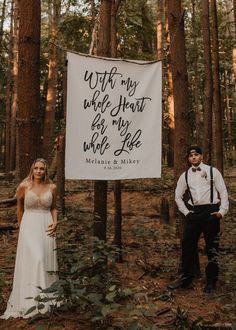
[16,180,29,197]
[48,182,57,193]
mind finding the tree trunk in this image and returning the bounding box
[234,0,236,32]
[56,134,65,214]
[224,70,233,165]
[158,0,171,166]
[111,0,121,58]
[233,1,236,104]
[167,61,175,167]
[114,180,122,262]
[93,0,112,241]
[0,0,6,97]
[110,0,123,260]
[94,181,107,241]
[160,197,170,224]
[89,0,97,55]
[201,0,213,164]
[141,1,152,54]
[0,0,6,49]
[0,0,7,150]
[157,0,164,60]
[211,0,223,173]
[16,0,41,181]
[191,0,201,146]
[97,0,111,57]
[42,0,61,164]
[166,1,190,179]
[165,4,174,167]
[5,0,14,172]
[55,58,67,214]
[9,0,19,172]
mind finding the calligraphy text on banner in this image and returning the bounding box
[65,52,162,180]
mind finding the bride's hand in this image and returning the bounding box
[46,223,57,236]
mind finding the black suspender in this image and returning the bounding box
[185,169,194,205]
[185,166,214,206]
[210,166,213,204]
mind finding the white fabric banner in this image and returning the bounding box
[65,52,162,180]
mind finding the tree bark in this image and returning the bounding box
[0,0,6,54]
[94,181,107,241]
[56,134,65,214]
[0,0,7,164]
[234,0,236,32]
[224,70,233,165]
[110,0,123,260]
[9,0,19,172]
[233,1,236,103]
[201,0,213,164]
[111,0,122,58]
[191,0,201,146]
[56,60,67,214]
[16,0,41,181]
[167,59,175,167]
[166,1,190,179]
[93,0,112,241]
[165,4,174,167]
[211,0,223,173]
[0,0,6,101]
[141,1,152,54]
[160,197,170,224]
[114,180,122,262]
[157,0,164,60]
[42,0,61,164]
[89,0,97,55]
[5,0,14,172]
[97,0,111,57]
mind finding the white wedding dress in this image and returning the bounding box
[1,188,58,319]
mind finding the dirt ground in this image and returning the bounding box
[0,166,236,329]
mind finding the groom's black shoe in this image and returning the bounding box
[167,277,192,290]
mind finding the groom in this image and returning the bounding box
[168,146,229,293]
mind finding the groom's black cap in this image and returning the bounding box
[186,146,202,157]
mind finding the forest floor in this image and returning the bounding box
[0,166,236,330]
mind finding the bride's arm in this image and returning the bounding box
[47,184,58,236]
[16,182,26,226]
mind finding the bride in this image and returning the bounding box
[1,158,59,319]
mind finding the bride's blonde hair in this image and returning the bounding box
[26,158,51,184]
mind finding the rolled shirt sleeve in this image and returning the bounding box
[213,168,229,217]
[175,173,190,216]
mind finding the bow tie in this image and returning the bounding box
[192,167,201,172]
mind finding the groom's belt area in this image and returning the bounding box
[187,203,219,212]
[186,204,219,221]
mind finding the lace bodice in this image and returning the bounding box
[24,189,52,212]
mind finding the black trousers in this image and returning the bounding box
[182,204,220,283]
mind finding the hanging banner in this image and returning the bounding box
[65,52,162,180]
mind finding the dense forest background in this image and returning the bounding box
[0,0,235,177]
[0,0,236,329]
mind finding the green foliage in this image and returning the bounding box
[58,14,92,53]
[117,0,156,60]
[172,307,214,330]
[217,216,236,323]
[24,212,160,329]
